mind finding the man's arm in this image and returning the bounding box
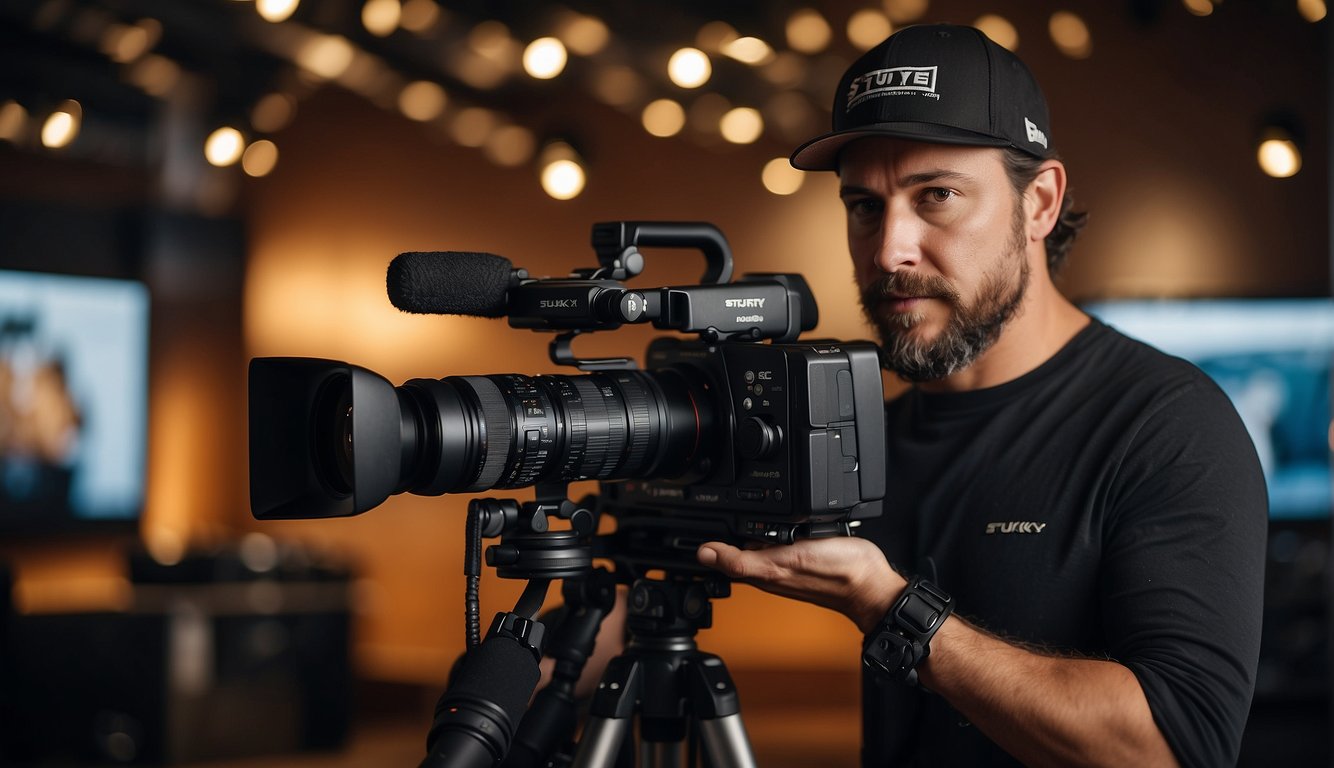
[697,538,1179,768]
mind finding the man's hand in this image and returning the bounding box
[696,536,906,633]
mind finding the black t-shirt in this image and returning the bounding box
[860,319,1268,768]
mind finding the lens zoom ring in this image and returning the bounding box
[618,375,656,475]
[460,376,512,490]
[574,377,621,478]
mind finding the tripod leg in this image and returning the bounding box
[572,655,643,768]
[688,655,757,768]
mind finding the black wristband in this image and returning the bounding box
[862,576,954,686]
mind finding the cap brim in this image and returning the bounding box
[790,122,1015,171]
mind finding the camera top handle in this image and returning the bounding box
[589,221,733,285]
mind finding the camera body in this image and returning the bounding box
[604,337,883,544]
[247,222,884,549]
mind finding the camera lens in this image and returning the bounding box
[311,375,354,495]
[393,368,712,498]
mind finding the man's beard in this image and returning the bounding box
[859,211,1030,383]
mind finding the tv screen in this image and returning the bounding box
[1086,299,1334,521]
[0,270,150,534]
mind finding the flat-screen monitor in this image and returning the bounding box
[1086,298,1334,521]
[0,270,149,535]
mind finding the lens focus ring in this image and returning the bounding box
[458,376,512,490]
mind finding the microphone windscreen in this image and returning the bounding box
[388,251,512,316]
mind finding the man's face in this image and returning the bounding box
[839,138,1030,382]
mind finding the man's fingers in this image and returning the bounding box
[697,541,782,581]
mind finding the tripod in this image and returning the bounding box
[573,575,757,768]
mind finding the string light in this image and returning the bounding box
[250,93,296,133]
[450,107,497,147]
[786,9,832,54]
[641,99,686,137]
[1298,0,1327,22]
[848,9,892,50]
[40,100,81,149]
[398,80,446,121]
[0,101,28,143]
[522,37,567,79]
[974,15,1018,51]
[538,142,586,200]
[761,157,804,195]
[256,0,300,23]
[296,34,355,79]
[723,36,774,65]
[719,107,763,144]
[1182,0,1215,16]
[399,0,440,33]
[242,140,279,177]
[362,0,401,37]
[1257,128,1302,178]
[204,126,245,166]
[1049,12,1092,59]
[668,48,711,89]
[558,13,609,55]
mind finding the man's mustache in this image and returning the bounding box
[861,272,960,306]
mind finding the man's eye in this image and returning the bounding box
[923,188,956,204]
[845,198,882,217]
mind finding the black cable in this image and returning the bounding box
[465,502,483,648]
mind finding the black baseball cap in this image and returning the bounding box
[791,24,1054,171]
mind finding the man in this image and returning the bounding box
[696,24,1267,767]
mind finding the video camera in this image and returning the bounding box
[248,221,885,551]
[246,222,887,767]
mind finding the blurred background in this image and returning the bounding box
[0,0,1329,765]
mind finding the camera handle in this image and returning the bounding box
[550,331,638,372]
[590,221,733,285]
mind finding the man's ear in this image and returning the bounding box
[1026,160,1066,243]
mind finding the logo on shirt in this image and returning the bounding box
[846,66,939,109]
[985,521,1047,535]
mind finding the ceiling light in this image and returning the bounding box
[668,48,711,88]
[523,37,568,79]
[205,126,245,166]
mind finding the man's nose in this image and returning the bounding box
[872,212,922,273]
